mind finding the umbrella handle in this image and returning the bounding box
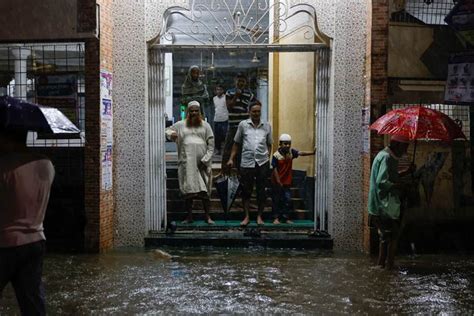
[410,139,417,182]
[412,139,417,165]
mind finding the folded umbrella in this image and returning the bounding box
[214,174,240,222]
[0,96,80,137]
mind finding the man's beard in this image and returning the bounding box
[186,114,202,127]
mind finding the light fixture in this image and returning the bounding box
[208,52,215,70]
[251,52,260,63]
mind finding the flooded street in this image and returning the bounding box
[1,248,473,314]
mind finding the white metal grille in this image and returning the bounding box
[314,47,331,232]
[146,50,167,232]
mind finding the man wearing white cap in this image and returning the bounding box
[166,101,215,224]
[368,134,415,270]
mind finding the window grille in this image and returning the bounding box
[0,43,85,147]
[391,0,458,25]
[391,103,470,140]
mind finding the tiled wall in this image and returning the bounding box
[113,0,147,247]
[114,0,368,250]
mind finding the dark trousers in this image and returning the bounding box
[240,162,269,212]
[0,240,46,316]
[214,121,228,151]
[272,185,292,220]
[222,126,241,169]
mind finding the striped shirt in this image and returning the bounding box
[226,88,256,128]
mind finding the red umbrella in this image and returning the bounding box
[370,105,466,162]
[370,106,466,141]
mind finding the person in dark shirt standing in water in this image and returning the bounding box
[222,73,258,172]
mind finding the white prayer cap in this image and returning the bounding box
[279,133,292,142]
[187,100,200,108]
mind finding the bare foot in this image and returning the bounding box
[286,219,294,224]
[273,218,280,225]
[181,217,193,224]
[206,218,215,225]
[240,216,250,226]
[257,215,264,226]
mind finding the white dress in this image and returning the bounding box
[166,120,214,197]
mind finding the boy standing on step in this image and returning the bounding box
[271,134,315,225]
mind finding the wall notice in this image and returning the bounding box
[444,52,474,105]
[100,70,113,191]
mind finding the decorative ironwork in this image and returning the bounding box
[154,0,329,46]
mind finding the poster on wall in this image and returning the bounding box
[444,52,474,105]
[101,145,113,191]
[100,70,113,191]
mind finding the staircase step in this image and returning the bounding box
[166,187,304,199]
[166,197,307,211]
[166,208,313,222]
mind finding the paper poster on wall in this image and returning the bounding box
[100,71,113,99]
[101,98,113,146]
[101,145,113,191]
[100,70,113,191]
[444,52,474,104]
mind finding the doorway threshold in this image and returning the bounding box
[145,225,332,249]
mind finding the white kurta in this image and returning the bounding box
[166,120,214,197]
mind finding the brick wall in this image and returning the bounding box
[82,0,114,252]
[362,0,389,253]
[98,0,114,251]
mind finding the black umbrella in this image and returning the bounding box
[214,174,240,222]
[0,96,80,137]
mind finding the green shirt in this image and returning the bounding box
[368,148,401,220]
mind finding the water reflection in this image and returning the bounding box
[1,249,473,314]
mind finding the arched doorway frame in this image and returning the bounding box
[146,1,332,233]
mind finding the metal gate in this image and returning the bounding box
[146,50,167,232]
[314,47,331,232]
[146,1,332,232]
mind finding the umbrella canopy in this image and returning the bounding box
[0,96,80,137]
[370,106,466,141]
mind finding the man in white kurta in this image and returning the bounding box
[166,101,215,224]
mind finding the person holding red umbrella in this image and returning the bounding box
[368,135,416,270]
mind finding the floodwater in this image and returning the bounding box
[1,248,473,314]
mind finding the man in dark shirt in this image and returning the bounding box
[221,73,258,171]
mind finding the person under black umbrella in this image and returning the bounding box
[0,128,55,315]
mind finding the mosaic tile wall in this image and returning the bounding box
[113,0,147,246]
[114,0,367,250]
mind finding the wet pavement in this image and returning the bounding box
[1,248,473,314]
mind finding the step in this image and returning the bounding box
[166,209,313,222]
[145,231,333,249]
[166,187,304,199]
[171,220,315,231]
[166,197,307,211]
